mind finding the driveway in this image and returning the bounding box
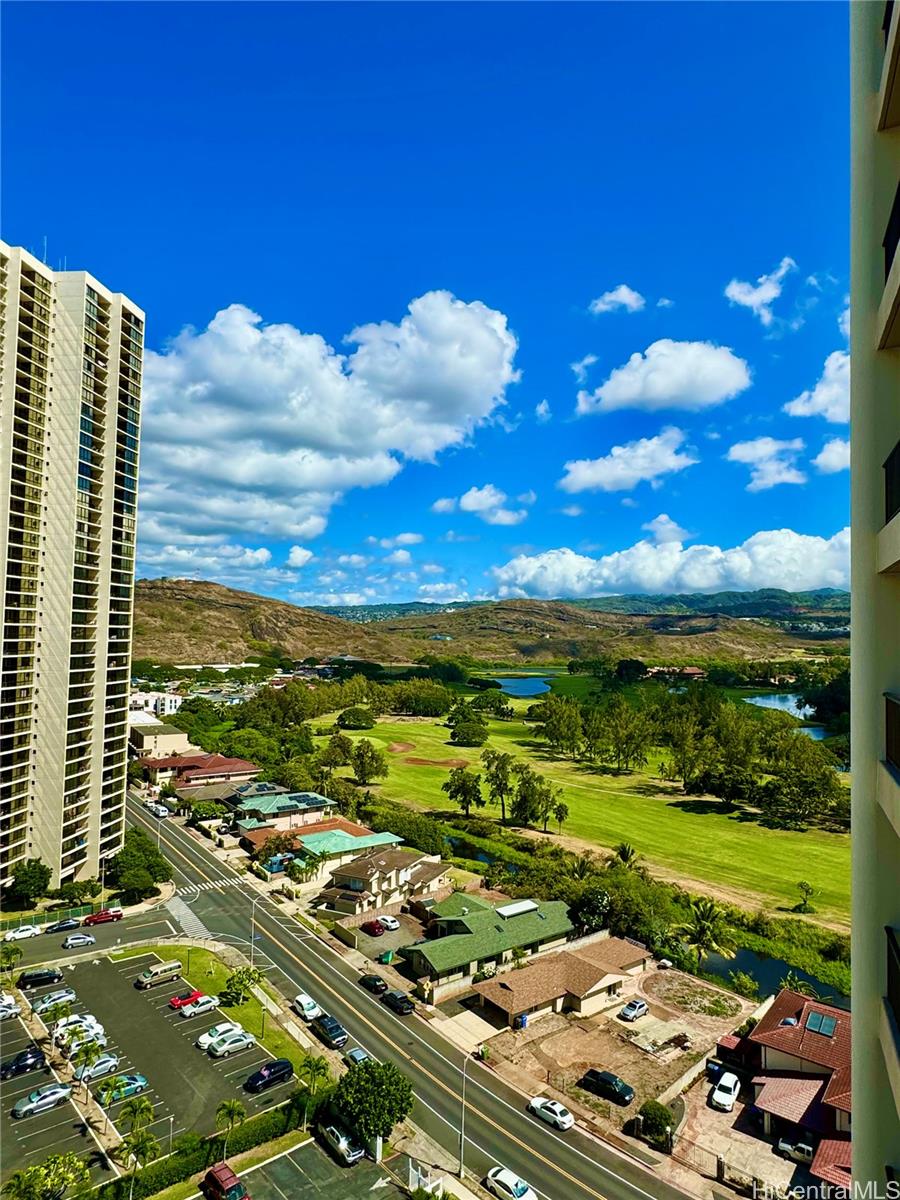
[201,1140,405,1200]
[351,914,423,963]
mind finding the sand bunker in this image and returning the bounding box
[405,756,468,768]
[388,741,416,753]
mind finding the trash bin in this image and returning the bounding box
[379,949,394,965]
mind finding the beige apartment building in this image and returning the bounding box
[0,242,143,887]
[850,3,900,1184]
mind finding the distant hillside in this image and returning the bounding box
[134,581,848,666]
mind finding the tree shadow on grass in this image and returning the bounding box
[666,797,743,818]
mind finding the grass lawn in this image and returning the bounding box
[109,944,308,1074]
[323,708,850,925]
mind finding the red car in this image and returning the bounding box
[82,908,124,927]
[360,919,385,937]
[169,989,203,1010]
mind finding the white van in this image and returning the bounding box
[135,960,183,989]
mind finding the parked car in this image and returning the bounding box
[97,1073,148,1102]
[208,1030,256,1058]
[344,1047,372,1068]
[53,1014,102,1042]
[63,933,96,949]
[202,1162,250,1200]
[216,824,232,836]
[1,1046,45,1079]
[293,992,323,1021]
[379,915,401,932]
[16,967,63,991]
[527,1096,575,1131]
[169,988,204,1010]
[44,918,80,934]
[311,1014,349,1049]
[0,999,22,1020]
[4,924,41,941]
[32,988,77,1015]
[180,994,220,1019]
[148,803,170,818]
[618,999,649,1022]
[62,1031,108,1059]
[381,989,414,1016]
[710,1071,741,1112]
[320,1122,364,1166]
[74,1052,120,1083]
[777,1137,815,1165]
[360,919,385,937]
[82,908,123,927]
[16,967,63,990]
[196,1021,243,1051]
[486,1166,538,1200]
[12,1083,72,1118]
[244,1058,294,1094]
[580,1069,635,1106]
[359,974,388,995]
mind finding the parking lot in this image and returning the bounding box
[351,913,424,964]
[0,1016,114,1186]
[220,1140,406,1200]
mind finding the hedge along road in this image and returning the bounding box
[125,796,689,1200]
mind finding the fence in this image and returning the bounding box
[0,902,101,934]
[671,1130,720,1179]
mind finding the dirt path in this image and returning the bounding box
[511,826,850,933]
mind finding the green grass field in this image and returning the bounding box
[323,703,850,926]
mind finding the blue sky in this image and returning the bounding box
[2,2,850,604]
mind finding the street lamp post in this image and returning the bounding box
[458,1052,472,1179]
[168,1113,174,1154]
[250,897,260,967]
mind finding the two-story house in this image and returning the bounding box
[234,790,337,832]
[315,848,448,915]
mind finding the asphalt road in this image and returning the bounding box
[125,797,688,1200]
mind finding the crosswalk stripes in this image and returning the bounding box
[176,878,246,895]
[166,894,214,938]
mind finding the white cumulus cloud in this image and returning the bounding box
[813,438,850,474]
[641,514,689,544]
[431,497,457,513]
[535,399,552,423]
[337,554,371,568]
[384,548,413,565]
[724,256,797,326]
[570,354,598,383]
[657,297,674,309]
[370,532,424,548]
[588,284,646,315]
[783,351,849,423]
[726,437,806,492]
[492,527,849,596]
[576,339,750,415]
[443,483,529,526]
[561,505,583,517]
[559,427,698,494]
[839,300,850,340]
[287,545,314,568]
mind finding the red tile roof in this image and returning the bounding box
[752,1076,829,1129]
[749,989,851,1112]
[239,817,372,851]
[810,1136,851,1189]
[141,752,259,776]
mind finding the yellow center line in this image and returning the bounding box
[138,810,613,1200]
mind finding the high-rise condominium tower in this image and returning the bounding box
[850,3,900,1183]
[0,242,143,887]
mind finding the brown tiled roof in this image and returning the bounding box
[141,752,258,776]
[575,936,650,972]
[240,817,372,851]
[473,951,622,1015]
[409,861,448,887]
[332,848,424,881]
[749,989,851,1112]
[810,1137,851,1189]
[752,1076,829,1129]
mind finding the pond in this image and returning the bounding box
[742,693,828,741]
[703,946,849,1010]
[445,835,520,872]
[492,675,551,697]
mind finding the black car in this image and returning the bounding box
[359,974,388,995]
[311,1014,349,1049]
[580,1068,634,1106]
[16,967,64,991]
[244,1058,293,1093]
[43,918,80,934]
[1,1046,46,1080]
[381,989,414,1016]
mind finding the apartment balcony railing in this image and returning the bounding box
[887,693,900,772]
[887,926,900,1030]
[886,440,900,526]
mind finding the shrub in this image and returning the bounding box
[728,970,760,1000]
[639,1099,674,1146]
[337,706,375,729]
[450,721,489,747]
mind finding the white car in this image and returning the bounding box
[73,1051,120,1083]
[62,1031,108,1059]
[54,1014,102,1043]
[379,915,400,932]
[710,1071,741,1112]
[4,925,41,941]
[0,1000,22,1021]
[179,994,220,1019]
[149,803,170,819]
[196,1020,243,1051]
[32,988,77,1015]
[486,1166,538,1200]
[527,1096,575,1130]
[207,1030,256,1058]
[777,1137,815,1165]
[293,992,322,1021]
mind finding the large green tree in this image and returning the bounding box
[541,695,583,758]
[481,749,515,824]
[334,1059,414,1142]
[351,739,389,786]
[9,858,51,907]
[441,767,484,817]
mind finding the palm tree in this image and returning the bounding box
[97,1077,122,1134]
[1,1167,41,1200]
[676,897,735,970]
[121,1093,155,1133]
[72,1040,103,1100]
[568,852,598,881]
[215,1098,246,1157]
[613,842,639,869]
[299,1055,331,1129]
[121,1129,160,1200]
[0,943,24,980]
[43,1001,73,1048]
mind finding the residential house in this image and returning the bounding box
[235,790,337,832]
[140,753,261,788]
[400,895,573,1001]
[174,780,287,807]
[314,848,449,915]
[747,989,851,1191]
[129,721,197,759]
[130,691,184,718]
[472,935,648,1028]
[239,817,404,888]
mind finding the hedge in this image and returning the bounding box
[76,1089,330,1200]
